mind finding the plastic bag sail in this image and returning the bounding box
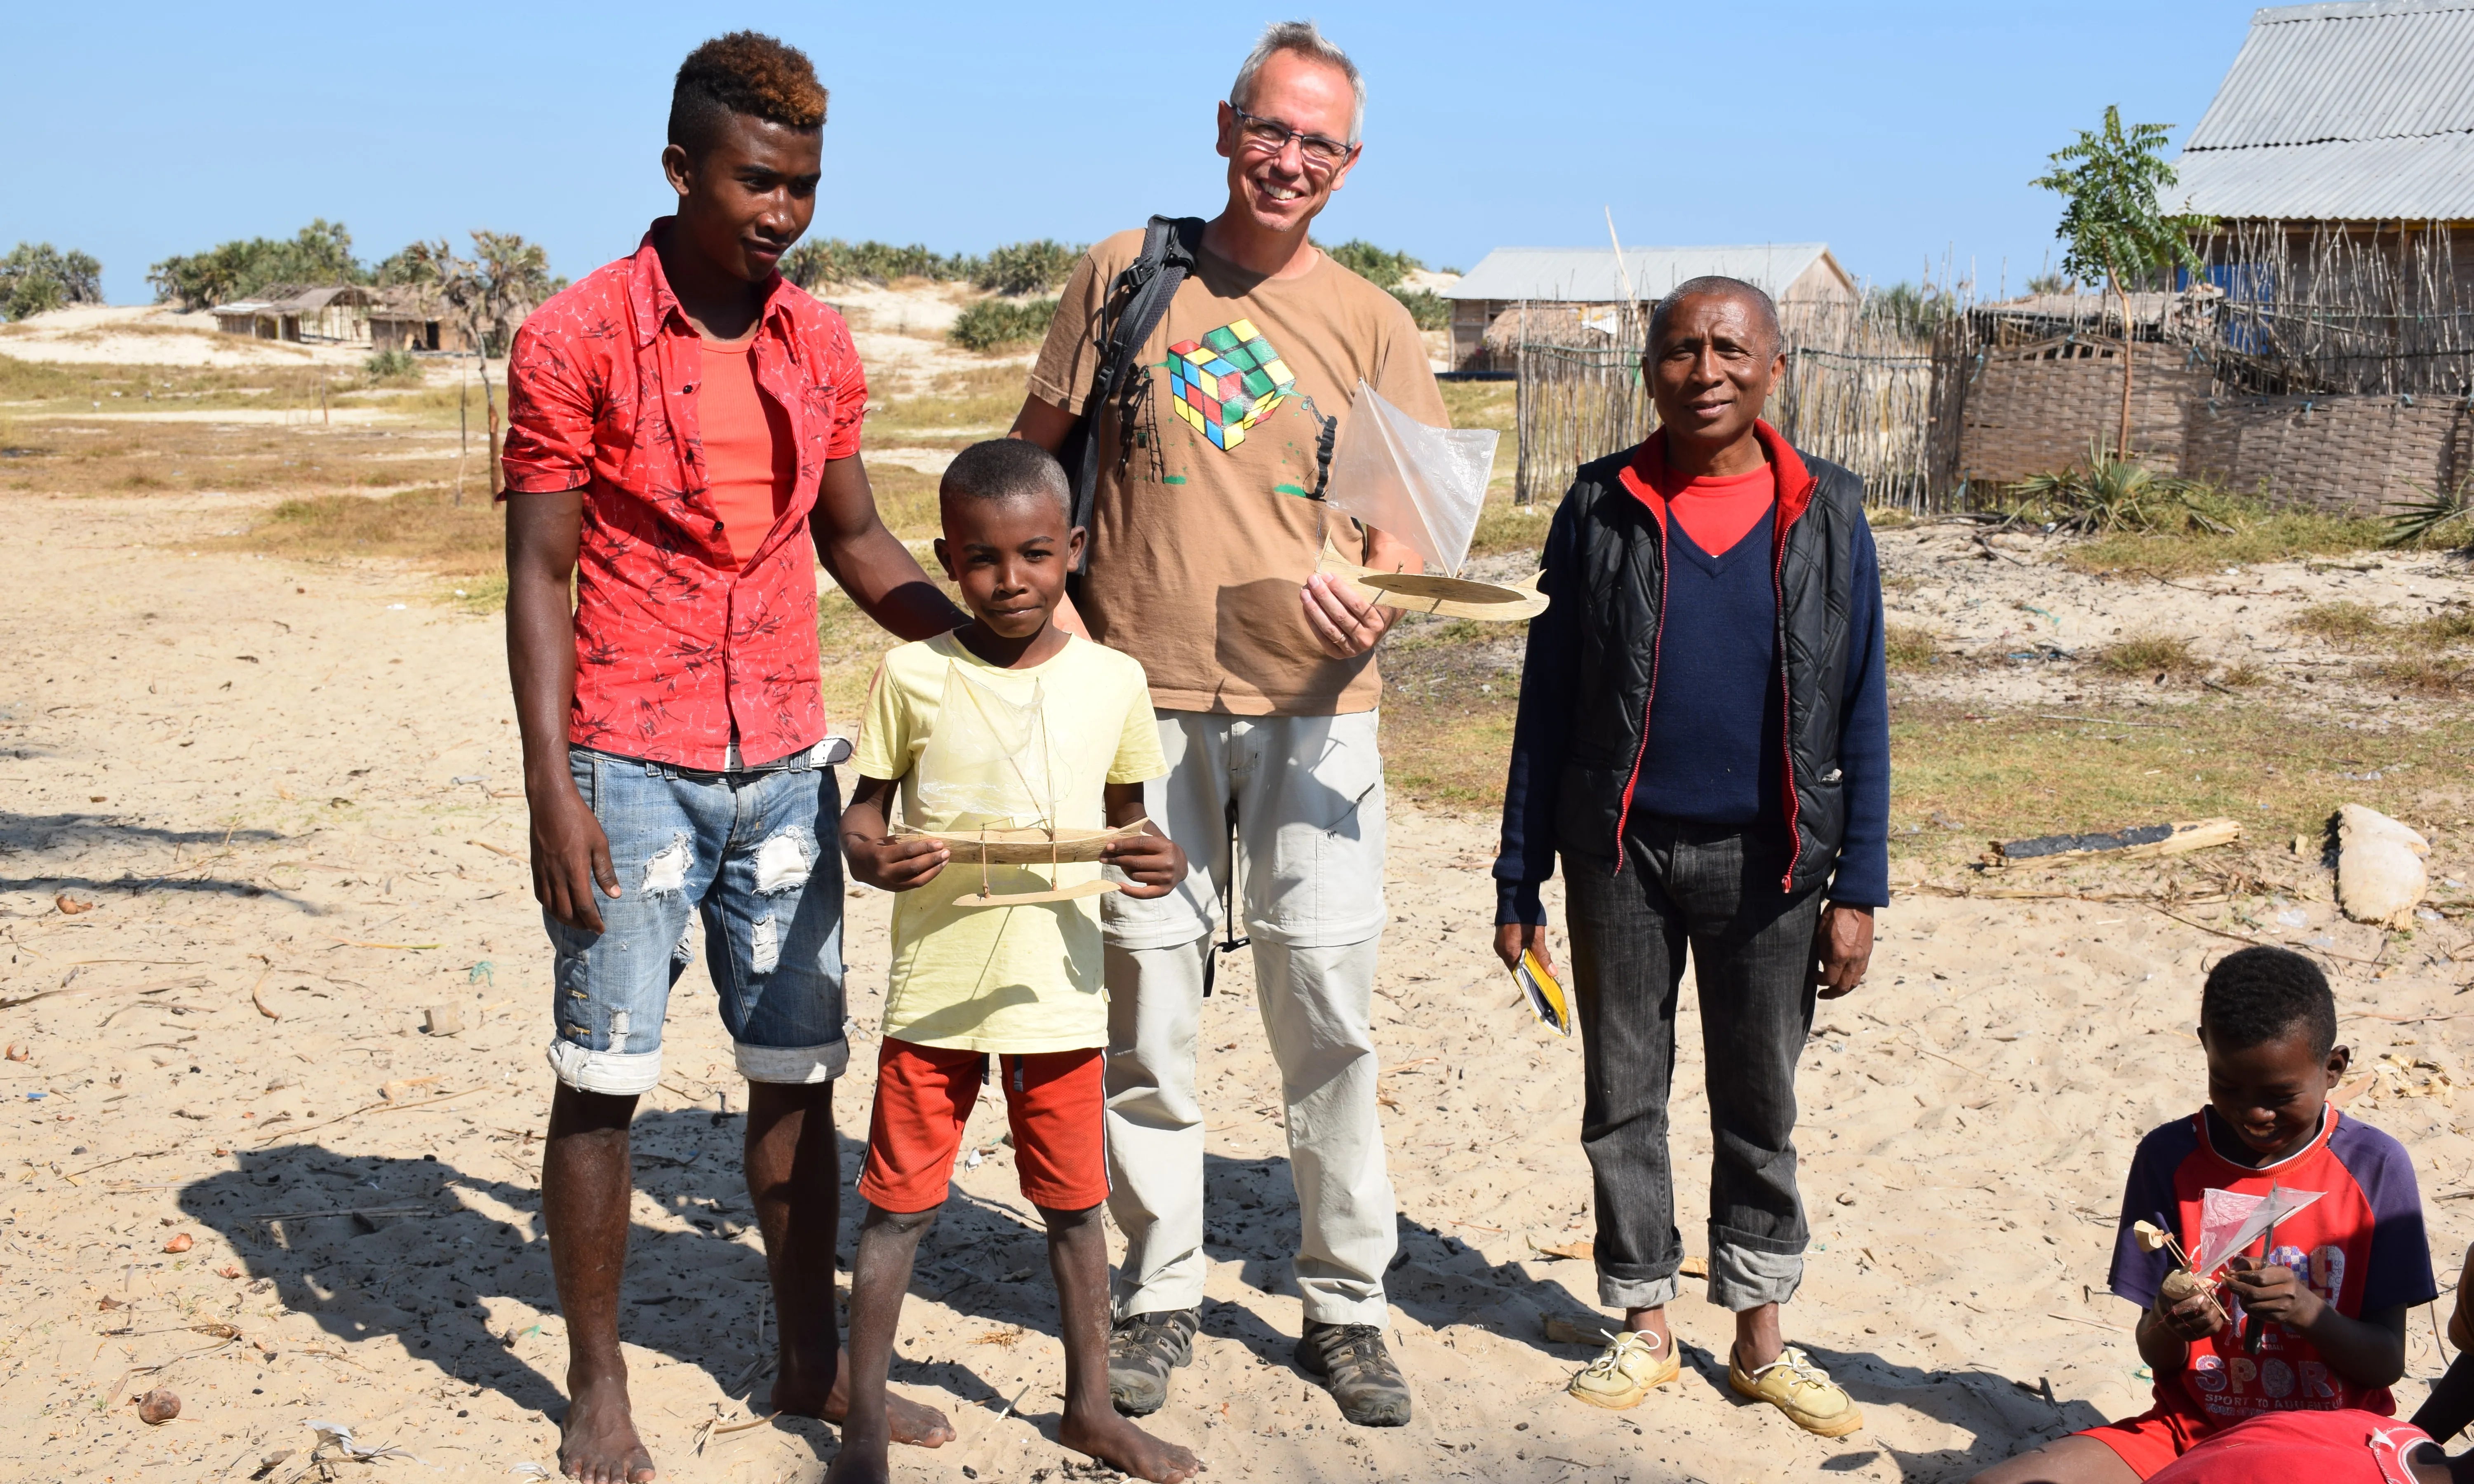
[1324,378,1498,579]
[913,662,1056,831]
[2192,1184,2324,1279]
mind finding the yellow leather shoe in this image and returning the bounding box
[1567,1328,1680,1410]
[1728,1345,1863,1437]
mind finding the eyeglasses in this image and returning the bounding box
[1227,104,1356,169]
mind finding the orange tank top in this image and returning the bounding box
[698,340,795,567]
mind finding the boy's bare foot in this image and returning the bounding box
[774,1347,955,1447]
[820,1428,890,1484]
[1059,1408,1202,1484]
[561,1373,655,1483]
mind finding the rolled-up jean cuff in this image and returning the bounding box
[546,1040,662,1097]
[735,1038,849,1085]
[1708,1235,1805,1312]
[1598,1268,1683,1311]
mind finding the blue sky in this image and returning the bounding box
[6,1,2265,304]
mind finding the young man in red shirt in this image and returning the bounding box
[501,33,964,1484]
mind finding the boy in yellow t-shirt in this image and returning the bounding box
[832,440,1196,1484]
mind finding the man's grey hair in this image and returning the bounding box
[1646,275,1784,357]
[1231,21,1365,146]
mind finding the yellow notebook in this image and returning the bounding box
[1515,949,1573,1037]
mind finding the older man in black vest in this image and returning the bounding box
[1493,275,1888,1436]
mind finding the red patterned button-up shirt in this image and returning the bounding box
[502,221,868,770]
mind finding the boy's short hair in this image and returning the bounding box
[940,439,1071,524]
[670,33,828,158]
[2201,946,2338,1056]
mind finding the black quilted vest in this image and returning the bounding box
[1551,433,1867,894]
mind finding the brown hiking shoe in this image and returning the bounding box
[1106,1309,1199,1417]
[1295,1321,1412,1427]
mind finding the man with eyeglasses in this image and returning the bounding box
[1009,17,1441,1432]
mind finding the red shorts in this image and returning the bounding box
[856,1038,1107,1215]
[2081,1397,2218,1478]
[2144,1410,2432,1484]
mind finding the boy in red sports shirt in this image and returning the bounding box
[1972,946,2435,1483]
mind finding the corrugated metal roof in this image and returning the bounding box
[2175,0,2474,218]
[1442,244,1844,302]
[2175,130,2474,218]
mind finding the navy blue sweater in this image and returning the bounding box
[1629,508,1789,827]
[1495,490,1890,925]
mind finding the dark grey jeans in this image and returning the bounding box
[1562,818,1823,1313]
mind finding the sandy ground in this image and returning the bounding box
[1875,525,2474,709]
[4,486,2473,1484]
[0,308,372,371]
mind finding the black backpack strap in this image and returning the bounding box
[1067,214,1204,575]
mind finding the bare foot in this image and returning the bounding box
[777,1346,955,1448]
[1059,1407,1202,1483]
[821,1427,889,1484]
[561,1372,654,1484]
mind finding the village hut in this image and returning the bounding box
[209,285,381,344]
[367,287,472,354]
[1442,244,1857,372]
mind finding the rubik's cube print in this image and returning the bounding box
[1167,319,1296,451]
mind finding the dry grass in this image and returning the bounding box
[1883,698,2472,864]
[2290,601,2389,646]
[2064,510,2399,576]
[870,365,1030,441]
[1884,624,1942,671]
[212,487,504,576]
[2096,632,2204,680]
[2364,655,2474,696]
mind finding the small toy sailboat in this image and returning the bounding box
[1315,380,1548,622]
[892,660,1146,908]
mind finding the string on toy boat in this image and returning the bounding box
[907,661,1128,909]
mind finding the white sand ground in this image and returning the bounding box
[0,308,370,371]
[1,487,2469,1484]
[1874,524,2474,710]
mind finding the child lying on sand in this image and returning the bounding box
[1972,946,2436,1483]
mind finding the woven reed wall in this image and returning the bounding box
[1956,338,2208,484]
[2185,395,2473,515]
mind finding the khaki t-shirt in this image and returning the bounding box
[1030,229,1449,715]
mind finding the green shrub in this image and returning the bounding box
[950,297,1058,352]
[1327,240,1422,289]
[363,348,422,383]
[1,242,104,321]
[783,238,980,289]
[977,240,1082,296]
[148,219,360,309]
[1390,287,1450,330]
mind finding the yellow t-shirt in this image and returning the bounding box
[851,632,1169,1052]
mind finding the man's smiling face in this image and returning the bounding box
[1645,293,1786,460]
[1216,49,1359,238]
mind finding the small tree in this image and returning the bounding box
[2032,106,2215,458]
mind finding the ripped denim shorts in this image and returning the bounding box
[543,740,851,1097]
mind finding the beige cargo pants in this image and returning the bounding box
[1101,708,1397,1327]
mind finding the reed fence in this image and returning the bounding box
[1505,221,2474,514]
